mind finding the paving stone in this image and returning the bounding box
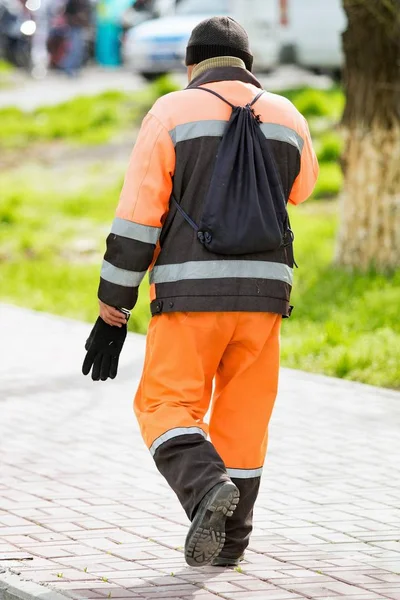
[222,592,303,599]
[230,578,288,591]
[94,590,144,599]
[203,581,246,593]
[1,305,400,600]
[71,592,104,599]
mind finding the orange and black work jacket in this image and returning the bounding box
[98,65,319,317]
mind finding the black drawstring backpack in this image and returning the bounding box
[172,87,294,255]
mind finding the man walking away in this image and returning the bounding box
[83,16,319,568]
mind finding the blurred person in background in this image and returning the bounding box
[0,0,33,68]
[47,3,69,69]
[95,0,131,67]
[59,0,91,76]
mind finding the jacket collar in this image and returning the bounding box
[191,56,246,80]
[187,66,263,90]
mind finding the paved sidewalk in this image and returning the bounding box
[1,304,400,600]
[0,65,332,111]
[0,67,145,111]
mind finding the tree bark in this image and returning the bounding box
[336,0,400,271]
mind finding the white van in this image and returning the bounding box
[279,0,347,73]
[123,0,280,79]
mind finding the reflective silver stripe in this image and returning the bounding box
[169,120,226,145]
[169,119,304,153]
[101,260,146,288]
[111,217,161,245]
[260,123,304,153]
[149,427,207,457]
[150,260,293,286]
[226,468,263,479]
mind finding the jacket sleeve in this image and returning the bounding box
[98,113,175,310]
[288,116,319,206]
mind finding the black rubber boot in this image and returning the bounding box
[211,554,244,567]
[185,481,240,567]
[213,476,261,560]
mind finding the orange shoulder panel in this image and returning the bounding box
[116,113,176,227]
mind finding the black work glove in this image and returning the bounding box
[82,314,129,381]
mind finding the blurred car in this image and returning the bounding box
[123,0,280,80]
[278,0,346,75]
[121,0,177,33]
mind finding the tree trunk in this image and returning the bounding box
[336,0,400,271]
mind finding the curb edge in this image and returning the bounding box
[0,571,87,600]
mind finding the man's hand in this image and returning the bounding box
[99,300,128,328]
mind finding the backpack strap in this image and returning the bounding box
[171,196,213,245]
[171,195,199,232]
[249,91,265,106]
[195,87,265,109]
[195,87,236,109]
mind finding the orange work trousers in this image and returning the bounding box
[134,311,281,554]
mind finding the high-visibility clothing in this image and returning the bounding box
[97,66,318,316]
[97,58,317,558]
[134,311,281,556]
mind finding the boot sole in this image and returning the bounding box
[185,482,240,567]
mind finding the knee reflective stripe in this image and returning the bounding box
[226,467,263,479]
[149,426,207,457]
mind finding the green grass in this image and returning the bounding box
[0,76,180,148]
[0,83,342,149]
[281,86,345,121]
[0,59,15,89]
[0,161,152,334]
[0,259,151,335]
[2,82,397,387]
[0,59,13,74]
[0,92,130,148]
[313,162,343,199]
[283,204,400,388]
[0,159,398,387]
[0,81,345,199]
[315,131,343,163]
[280,87,345,201]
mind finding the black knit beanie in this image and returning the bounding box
[186,16,253,72]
